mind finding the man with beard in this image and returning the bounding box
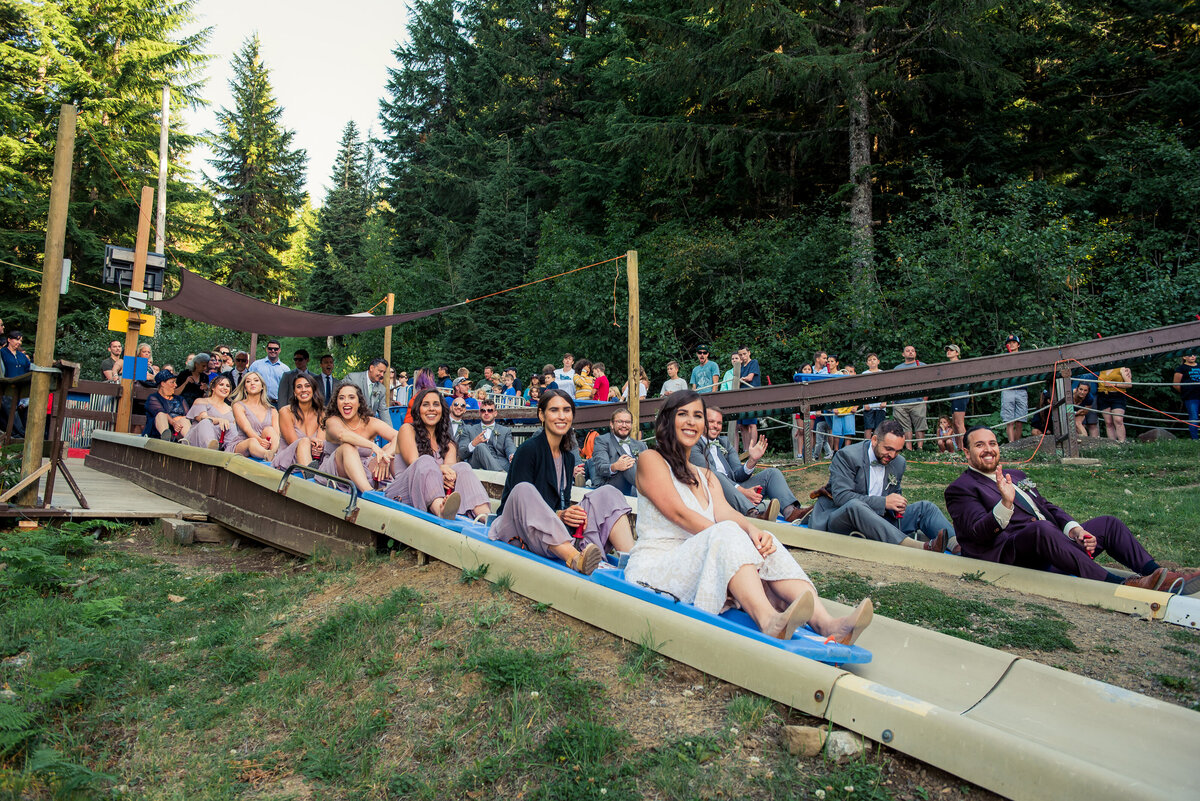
[945,426,1199,593]
[591,407,647,496]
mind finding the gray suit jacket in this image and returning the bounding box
[344,370,387,419]
[592,432,648,480]
[689,436,752,483]
[460,422,516,463]
[807,439,905,530]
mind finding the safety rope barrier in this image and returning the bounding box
[0,258,121,297]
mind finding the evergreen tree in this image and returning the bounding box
[0,0,209,345]
[205,34,307,299]
[305,121,369,317]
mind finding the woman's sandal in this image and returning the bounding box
[566,543,602,575]
[837,598,874,646]
[438,492,462,521]
[774,592,816,640]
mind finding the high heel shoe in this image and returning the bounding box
[837,598,874,646]
[769,592,815,640]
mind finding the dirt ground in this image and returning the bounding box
[108,523,1199,800]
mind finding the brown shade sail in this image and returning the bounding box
[149,268,459,336]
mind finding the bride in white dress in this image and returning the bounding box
[626,391,872,643]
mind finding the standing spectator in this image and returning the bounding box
[344,358,390,420]
[1096,365,1133,442]
[391,369,412,407]
[689,345,721,393]
[660,360,688,396]
[622,366,649,400]
[555,353,576,388]
[436,364,452,389]
[573,359,595,399]
[830,361,858,452]
[506,367,522,394]
[542,369,558,392]
[944,344,968,449]
[736,345,761,452]
[101,340,123,381]
[478,365,497,393]
[135,343,160,384]
[720,351,741,391]
[524,374,541,400]
[315,354,338,405]
[1,330,31,377]
[177,353,212,405]
[861,353,886,441]
[591,362,611,403]
[892,344,927,451]
[248,340,290,406]
[499,371,518,398]
[228,350,248,387]
[999,335,1027,443]
[1173,354,1200,440]
[277,349,315,410]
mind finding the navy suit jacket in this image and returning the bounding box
[944,468,1074,564]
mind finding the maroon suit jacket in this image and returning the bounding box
[944,468,1074,564]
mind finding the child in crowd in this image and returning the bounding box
[935,416,958,453]
[592,362,611,402]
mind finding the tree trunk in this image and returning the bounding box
[847,7,876,306]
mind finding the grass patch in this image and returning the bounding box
[460,563,490,584]
[620,629,667,684]
[1155,673,1198,692]
[817,571,1076,651]
[726,693,773,731]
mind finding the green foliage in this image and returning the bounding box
[204,34,307,300]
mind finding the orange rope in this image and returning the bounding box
[1067,357,1189,426]
[462,254,625,304]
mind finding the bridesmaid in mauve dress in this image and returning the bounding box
[224,371,280,460]
[184,373,236,449]
[272,374,327,470]
[383,387,491,520]
[318,381,398,492]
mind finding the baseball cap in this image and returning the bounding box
[1005,334,1020,344]
[945,343,961,354]
[695,344,709,353]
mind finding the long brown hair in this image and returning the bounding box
[538,389,577,453]
[289,374,326,428]
[409,387,451,458]
[654,389,706,487]
[325,381,372,426]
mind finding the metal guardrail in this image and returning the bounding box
[277,462,359,521]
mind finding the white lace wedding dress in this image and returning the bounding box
[624,465,809,615]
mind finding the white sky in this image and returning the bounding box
[181,0,409,203]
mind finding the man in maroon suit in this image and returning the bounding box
[945,426,1199,594]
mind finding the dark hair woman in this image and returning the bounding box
[184,373,234,449]
[383,387,491,520]
[317,380,397,492]
[272,373,327,471]
[624,390,873,643]
[487,389,635,574]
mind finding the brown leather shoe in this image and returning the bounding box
[747,498,781,523]
[1178,570,1200,596]
[1122,567,1172,592]
[784,504,814,523]
[923,529,948,553]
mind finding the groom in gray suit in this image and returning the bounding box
[460,399,516,472]
[807,420,954,551]
[591,407,647,496]
[690,406,808,522]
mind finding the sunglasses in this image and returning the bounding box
[452,404,466,409]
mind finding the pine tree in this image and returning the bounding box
[0,0,209,343]
[305,121,369,317]
[205,34,307,299]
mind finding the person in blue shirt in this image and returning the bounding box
[736,345,762,451]
[1071,370,1100,438]
[247,339,290,406]
[1,330,31,437]
[689,345,721,394]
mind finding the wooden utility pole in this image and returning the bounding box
[17,105,76,506]
[114,186,155,433]
[625,251,640,435]
[382,292,395,368]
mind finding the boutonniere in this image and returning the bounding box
[716,441,728,456]
[1016,478,1037,494]
[884,475,899,491]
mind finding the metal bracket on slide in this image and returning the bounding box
[1163,594,1200,630]
[277,463,359,522]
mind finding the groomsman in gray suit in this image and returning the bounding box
[690,406,808,522]
[344,358,389,419]
[807,419,953,551]
[460,399,516,472]
[591,407,647,496]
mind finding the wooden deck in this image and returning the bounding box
[26,457,202,519]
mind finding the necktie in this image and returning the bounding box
[1011,486,1041,519]
[324,376,332,400]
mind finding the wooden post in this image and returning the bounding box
[114,186,155,434]
[382,292,395,368]
[1056,365,1080,459]
[625,251,640,436]
[17,104,76,507]
[249,333,258,364]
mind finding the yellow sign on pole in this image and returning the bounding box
[108,308,156,337]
